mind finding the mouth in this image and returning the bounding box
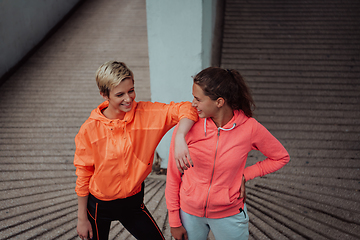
[122,102,132,109]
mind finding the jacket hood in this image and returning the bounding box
[204,110,249,136]
[89,101,138,124]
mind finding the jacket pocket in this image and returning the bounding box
[208,187,239,208]
[180,182,207,210]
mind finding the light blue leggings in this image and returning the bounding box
[180,204,249,240]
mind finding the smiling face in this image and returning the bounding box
[101,77,136,119]
[192,83,219,119]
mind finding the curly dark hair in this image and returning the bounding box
[193,67,255,117]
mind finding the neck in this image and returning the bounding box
[102,107,125,120]
[211,105,234,128]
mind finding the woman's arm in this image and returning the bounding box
[174,118,195,173]
[74,130,95,239]
[165,125,185,229]
[76,195,93,240]
[244,120,290,181]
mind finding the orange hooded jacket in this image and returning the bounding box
[74,100,198,201]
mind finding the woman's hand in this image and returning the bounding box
[174,133,193,173]
[174,118,195,173]
[77,217,93,240]
[171,226,188,240]
[77,196,93,239]
[238,175,247,203]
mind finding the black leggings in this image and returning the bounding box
[87,183,164,240]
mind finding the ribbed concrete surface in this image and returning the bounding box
[1,0,359,240]
[0,0,164,239]
[221,0,360,239]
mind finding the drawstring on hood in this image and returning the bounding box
[204,118,236,137]
[88,101,135,139]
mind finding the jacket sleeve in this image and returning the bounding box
[243,119,290,181]
[165,125,183,228]
[73,128,95,197]
[165,101,198,126]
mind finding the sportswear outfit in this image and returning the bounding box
[74,100,198,240]
[166,110,290,239]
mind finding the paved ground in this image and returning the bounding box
[221,0,360,239]
[0,0,156,239]
[0,0,359,239]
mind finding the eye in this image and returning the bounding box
[116,93,124,97]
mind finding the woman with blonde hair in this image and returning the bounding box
[74,61,197,240]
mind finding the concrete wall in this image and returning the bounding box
[146,0,218,168]
[0,0,82,80]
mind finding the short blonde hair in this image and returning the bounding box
[95,61,134,97]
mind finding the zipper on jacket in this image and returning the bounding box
[204,128,220,217]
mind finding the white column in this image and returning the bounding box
[146,0,216,168]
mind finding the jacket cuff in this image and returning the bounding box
[168,210,182,228]
[243,164,260,181]
[75,186,90,197]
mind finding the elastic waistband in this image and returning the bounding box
[89,182,144,206]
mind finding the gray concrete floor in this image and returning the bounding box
[0,0,155,239]
[0,0,359,239]
[221,0,360,239]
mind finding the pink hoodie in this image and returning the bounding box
[165,110,290,227]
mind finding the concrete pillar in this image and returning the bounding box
[146,0,218,168]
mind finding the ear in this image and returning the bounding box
[100,91,108,100]
[216,97,225,108]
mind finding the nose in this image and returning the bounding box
[124,93,132,102]
[191,98,197,107]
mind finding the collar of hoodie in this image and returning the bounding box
[89,101,135,138]
[204,118,236,137]
[90,101,136,125]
